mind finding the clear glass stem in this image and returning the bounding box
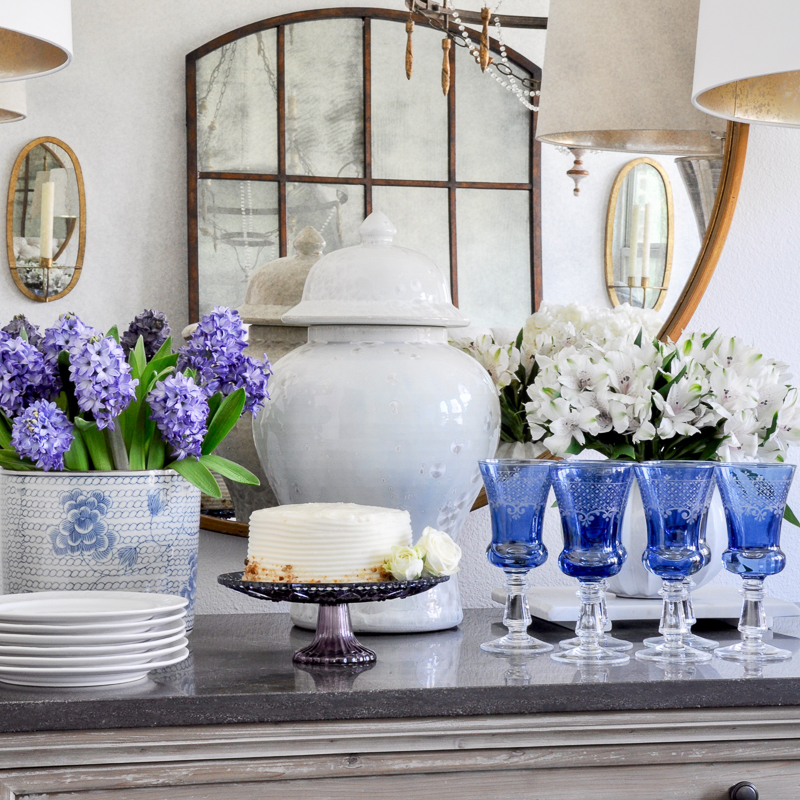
[683,577,696,627]
[503,571,532,644]
[659,578,690,653]
[739,577,768,656]
[573,579,606,658]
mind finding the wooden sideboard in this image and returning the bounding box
[0,707,798,799]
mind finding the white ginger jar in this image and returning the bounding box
[254,212,501,632]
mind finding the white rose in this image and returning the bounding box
[416,527,462,577]
[383,545,424,581]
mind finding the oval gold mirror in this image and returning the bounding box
[605,157,674,312]
[6,136,85,302]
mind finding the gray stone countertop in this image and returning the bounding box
[2,608,800,734]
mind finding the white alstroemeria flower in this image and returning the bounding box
[707,335,764,378]
[469,334,521,389]
[708,366,759,414]
[581,390,634,435]
[717,409,760,462]
[773,388,800,449]
[653,380,704,439]
[555,351,610,397]
[541,398,599,455]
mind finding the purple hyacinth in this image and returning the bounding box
[147,373,210,460]
[0,336,59,417]
[2,315,43,348]
[42,312,101,367]
[11,400,74,471]
[121,309,171,359]
[68,336,138,430]
[177,307,271,415]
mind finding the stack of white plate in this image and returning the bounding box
[0,591,190,688]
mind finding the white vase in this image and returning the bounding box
[0,469,201,629]
[253,212,501,633]
[605,482,727,599]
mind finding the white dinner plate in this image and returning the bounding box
[0,628,187,657]
[0,591,187,623]
[0,647,190,688]
[0,638,188,668]
[0,609,186,634]
[0,618,185,646]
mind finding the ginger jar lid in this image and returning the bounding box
[281,212,469,327]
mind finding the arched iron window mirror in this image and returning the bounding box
[186,8,541,328]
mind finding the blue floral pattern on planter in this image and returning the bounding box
[49,489,119,559]
[1,470,201,630]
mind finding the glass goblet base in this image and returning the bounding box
[559,634,632,652]
[552,643,630,666]
[714,641,792,663]
[481,632,553,656]
[643,633,719,651]
[635,642,712,665]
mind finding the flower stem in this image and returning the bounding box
[106,424,130,471]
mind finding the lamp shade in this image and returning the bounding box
[0,1,72,81]
[693,0,800,125]
[0,82,26,123]
[537,0,725,155]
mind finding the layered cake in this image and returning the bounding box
[244,502,413,583]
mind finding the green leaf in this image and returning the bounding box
[610,443,636,461]
[564,438,583,456]
[634,327,643,348]
[146,430,166,470]
[201,388,245,455]
[0,450,37,471]
[106,325,120,344]
[128,399,150,471]
[514,327,524,349]
[206,392,223,424]
[169,457,220,497]
[785,505,800,528]
[63,426,90,471]
[0,413,11,450]
[151,336,173,362]
[130,334,147,380]
[74,418,114,471]
[200,454,260,486]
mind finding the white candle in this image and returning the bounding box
[39,180,55,260]
[641,203,652,284]
[628,202,641,284]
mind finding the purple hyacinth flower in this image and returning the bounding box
[121,309,171,359]
[2,315,43,348]
[0,336,60,417]
[69,335,138,430]
[147,373,210,460]
[177,307,271,416]
[42,312,101,367]
[11,400,74,471]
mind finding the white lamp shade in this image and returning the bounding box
[693,0,800,125]
[0,1,72,81]
[537,0,725,155]
[0,82,26,123]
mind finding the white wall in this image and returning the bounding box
[2,1,799,612]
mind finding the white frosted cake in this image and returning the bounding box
[244,502,413,583]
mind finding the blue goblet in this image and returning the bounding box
[479,459,554,655]
[633,461,716,666]
[714,463,796,663]
[549,461,633,667]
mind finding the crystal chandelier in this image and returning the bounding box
[403,0,545,110]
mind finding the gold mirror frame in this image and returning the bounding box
[604,157,674,313]
[658,121,748,341]
[6,136,86,303]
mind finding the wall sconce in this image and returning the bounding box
[0,1,72,81]
[693,0,800,125]
[536,0,725,189]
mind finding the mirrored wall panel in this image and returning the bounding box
[188,9,541,326]
[6,137,85,302]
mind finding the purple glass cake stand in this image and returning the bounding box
[218,572,449,665]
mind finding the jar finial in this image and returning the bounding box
[294,226,326,256]
[359,211,396,245]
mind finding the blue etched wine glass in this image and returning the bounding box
[633,461,717,666]
[643,504,719,652]
[479,459,554,656]
[714,463,796,663]
[549,461,633,667]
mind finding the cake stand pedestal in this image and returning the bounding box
[218,573,449,665]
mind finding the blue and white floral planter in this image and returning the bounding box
[0,469,200,630]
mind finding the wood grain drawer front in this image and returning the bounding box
[1,757,798,800]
